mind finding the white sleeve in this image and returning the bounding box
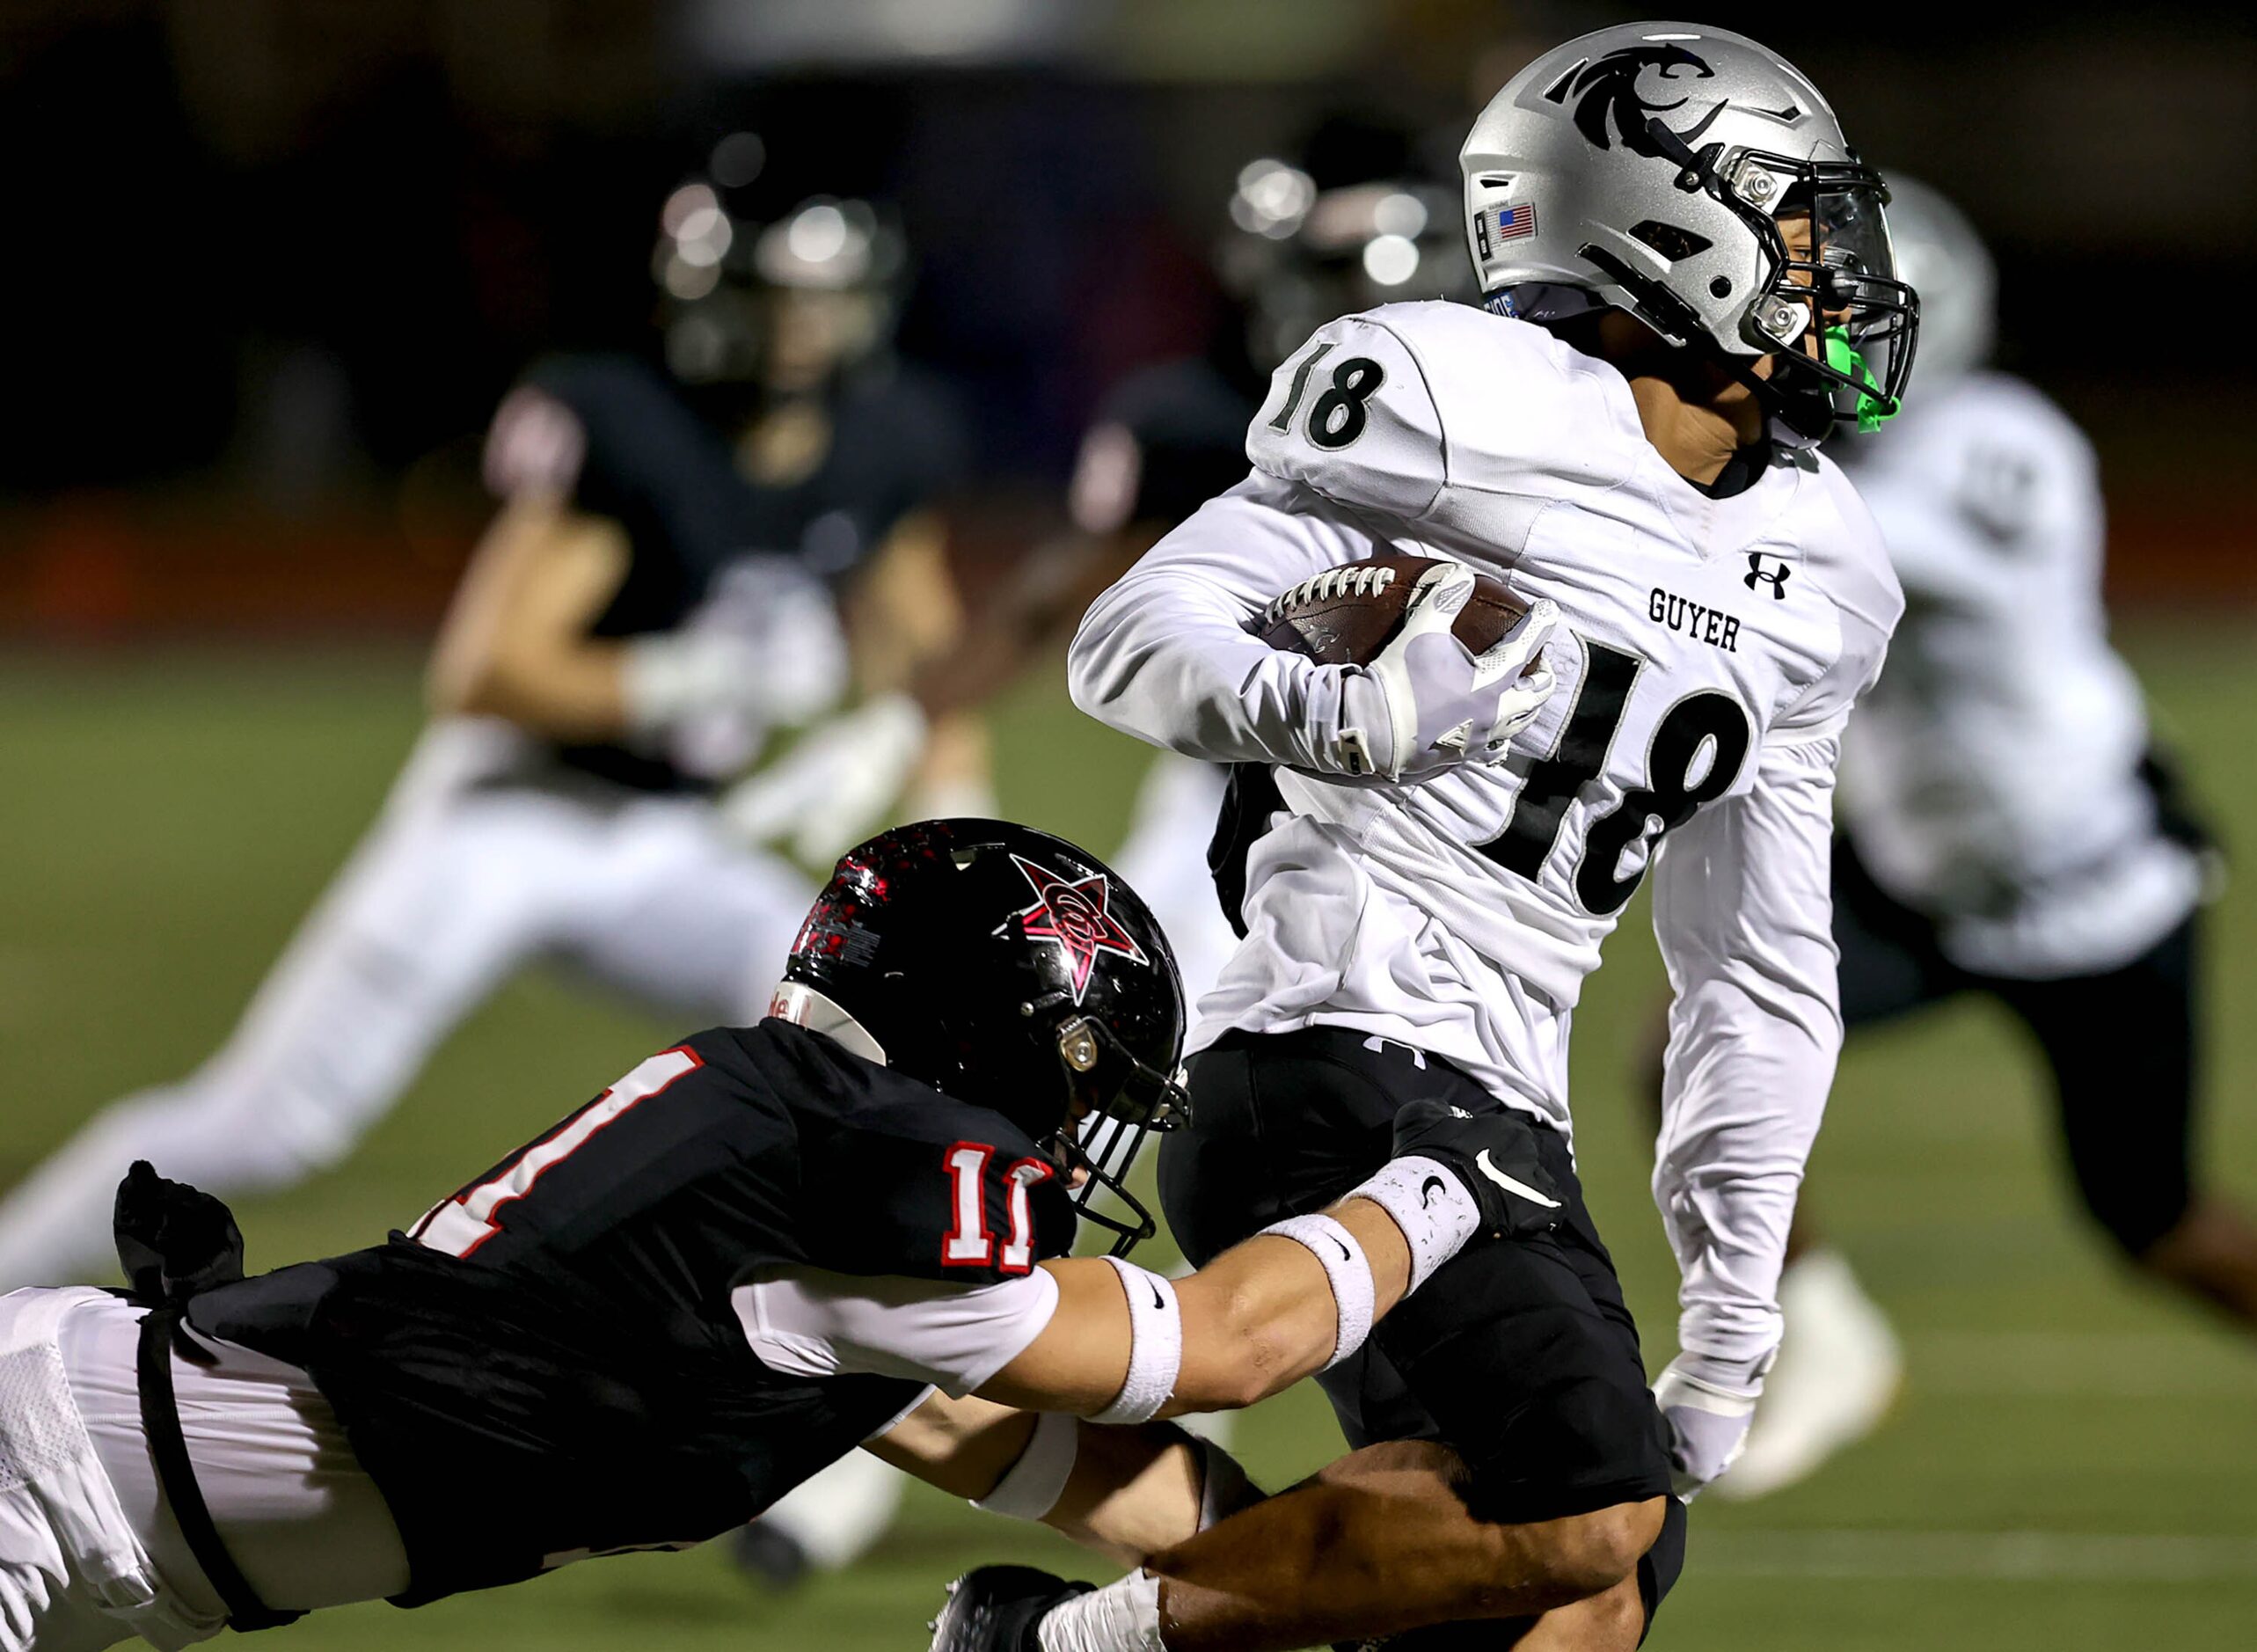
[1069,306,1457,770]
[1243,311,1449,520]
[1648,735,1844,1369]
[732,1267,1061,1400]
[1070,470,1405,768]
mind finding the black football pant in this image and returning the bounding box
[1164,1027,1685,1645]
[1833,834,2200,1257]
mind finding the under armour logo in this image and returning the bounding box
[1744,553,1792,600]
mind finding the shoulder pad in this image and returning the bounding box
[748,1022,1077,1286]
[507,354,712,521]
[1246,304,1641,520]
[1245,307,1449,520]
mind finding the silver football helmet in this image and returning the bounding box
[1461,21,1917,439]
[1878,175,1993,391]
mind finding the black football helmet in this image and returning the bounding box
[653,132,909,392]
[772,818,1187,1254]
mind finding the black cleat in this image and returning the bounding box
[930,1566,1091,1652]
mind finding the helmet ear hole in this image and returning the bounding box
[1629,221,1713,261]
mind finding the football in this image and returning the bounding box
[1253,552,1530,667]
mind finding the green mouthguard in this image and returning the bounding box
[1823,325,1898,433]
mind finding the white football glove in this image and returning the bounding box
[621,575,848,738]
[719,694,929,865]
[1652,1351,1768,1500]
[1327,561,1558,782]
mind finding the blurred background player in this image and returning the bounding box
[914,113,1473,1013]
[1700,178,2257,1501]
[0,153,967,1575]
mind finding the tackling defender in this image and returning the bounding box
[947,22,1912,1651]
[0,176,964,1585]
[0,183,959,1289]
[0,820,1551,1650]
[1703,178,2257,1498]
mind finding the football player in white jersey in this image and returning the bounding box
[937,22,1913,1652]
[1703,178,2257,1500]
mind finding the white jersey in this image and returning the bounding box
[1833,371,2202,977]
[1070,302,1902,1366]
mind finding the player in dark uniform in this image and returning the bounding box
[0,819,1545,1648]
[0,173,974,1590]
[0,180,965,1294]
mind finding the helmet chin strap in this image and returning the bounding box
[767,981,887,1065]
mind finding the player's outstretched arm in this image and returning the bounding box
[869,1393,1245,1567]
[426,493,645,739]
[978,1100,1561,1422]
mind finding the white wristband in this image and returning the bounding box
[1257,1213,1374,1369]
[972,1410,1079,1520]
[1092,1257,1181,1425]
[1345,1155,1480,1295]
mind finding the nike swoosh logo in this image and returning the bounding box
[1475,1150,1561,1209]
[1421,1175,1448,1209]
[1332,1237,1351,1261]
[1150,1281,1165,1310]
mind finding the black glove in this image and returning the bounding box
[113,1160,247,1306]
[1391,1098,1565,1240]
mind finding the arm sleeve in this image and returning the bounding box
[1068,471,1361,768]
[1067,309,1453,771]
[734,1266,1062,1399]
[1648,734,1845,1368]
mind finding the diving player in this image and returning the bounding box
[0,180,965,1579]
[0,184,962,1292]
[1706,178,2257,1500]
[0,820,1546,1650]
[955,23,1914,1651]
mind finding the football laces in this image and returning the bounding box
[1261,563,1399,625]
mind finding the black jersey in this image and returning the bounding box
[1094,354,1263,530]
[188,1020,1073,1608]
[500,354,965,793]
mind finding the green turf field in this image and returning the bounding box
[8,632,2257,1649]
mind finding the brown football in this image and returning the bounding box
[1253,552,1530,666]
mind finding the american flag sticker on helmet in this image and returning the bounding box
[1494,202,1538,241]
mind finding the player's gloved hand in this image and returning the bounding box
[621,577,849,738]
[719,693,930,865]
[1652,1350,1768,1499]
[1390,1098,1565,1240]
[1328,562,1558,782]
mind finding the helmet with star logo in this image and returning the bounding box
[771,818,1187,1254]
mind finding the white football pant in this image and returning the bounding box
[0,720,812,1291]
